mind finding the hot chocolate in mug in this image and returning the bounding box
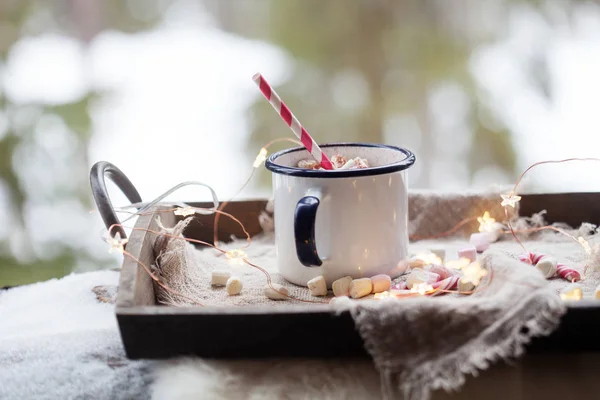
[265,143,416,286]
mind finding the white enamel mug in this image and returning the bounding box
[265,143,416,286]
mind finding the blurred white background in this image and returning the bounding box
[1,0,600,285]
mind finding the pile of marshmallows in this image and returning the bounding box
[297,154,369,170]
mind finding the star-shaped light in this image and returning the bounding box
[460,261,488,286]
[414,252,443,266]
[410,283,434,295]
[500,192,521,208]
[253,148,268,168]
[578,236,592,254]
[477,211,496,233]
[374,291,392,300]
[174,207,197,217]
[446,258,471,270]
[225,249,247,265]
[560,285,582,301]
[104,232,128,254]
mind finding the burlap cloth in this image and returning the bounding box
[153,190,595,399]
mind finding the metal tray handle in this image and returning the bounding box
[90,161,142,239]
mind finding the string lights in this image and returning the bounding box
[104,232,128,254]
[100,150,600,305]
[225,249,247,265]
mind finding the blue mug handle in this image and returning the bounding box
[294,195,323,267]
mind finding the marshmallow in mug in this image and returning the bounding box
[297,154,370,170]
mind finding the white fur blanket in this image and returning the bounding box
[0,271,382,400]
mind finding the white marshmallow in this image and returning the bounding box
[408,257,427,269]
[370,274,391,293]
[536,256,557,279]
[406,269,441,289]
[469,233,490,253]
[458,279,475,293]
[339,158,357,170]
[264,283,289,300]
[483,222,504,242]
[211,270,231,286]
[332,276,353,297]
[395,259,411,275]
[430,248,446,262]
[307,276,328,296]
[349,278,373,299]
[226,276,243,295]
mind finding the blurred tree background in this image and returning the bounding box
[0,0,596,286]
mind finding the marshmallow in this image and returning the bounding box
[395,260,411,275]
[406,269,441,289]
[408,257,427,269]
[536,256,557,279]
[458,246,477,263]
[352,157,369,168]
[370,274,392,293]
[264,283,289,300]
[426,264,454,280]
[349,278,373,299]
[226,276,243,295]
[339,158,357,170]
[332,276,353,297]
[560,284,582,301]
[307,276,328,296]
[470,233,490,253]
[331,155,348,169]
[211,270,231,286]
[430,248,446,262]
[458,279,475,293]
[298,159,321,169]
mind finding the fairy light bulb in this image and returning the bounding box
[460,261,488,286]
[225,249,247,265]
[253,148,268,168]
[477,211,496,233]
[560,285,583,301]
[500,192,521,208]
[446,258,471,270]
[374,291,392,300]
[414,252,443,266]
[174,206,196,217]
[104,232,128,254]
[410,283,434,295]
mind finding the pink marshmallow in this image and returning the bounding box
[458,245,477,262]
[406,269,441,289]
[426,264,454,280]
[470,233,490,253]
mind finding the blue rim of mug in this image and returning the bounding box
[265,142,416,178]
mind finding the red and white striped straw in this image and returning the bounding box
[252,73,334,170]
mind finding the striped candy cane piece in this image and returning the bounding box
[520,253,582,282]
[519,252,545,265]
[253,74,333,170]
[430,275,460,296]
[556,263,581,282]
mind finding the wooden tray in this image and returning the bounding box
[90,161,600,359]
